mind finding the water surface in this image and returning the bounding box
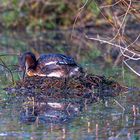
[0,31,139,140]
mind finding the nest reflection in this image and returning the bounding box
[6,74,128,124]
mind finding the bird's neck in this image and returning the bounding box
[25,57,37,70]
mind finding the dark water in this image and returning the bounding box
[0,66,139,140]
[0,31,140,140]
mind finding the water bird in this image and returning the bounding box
[19,52,83,78]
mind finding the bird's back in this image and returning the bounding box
[37,54,78,67]
[36,53,83,77]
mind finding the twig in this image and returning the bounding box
[109,0,132,42]
[123,59,140,77]
[127,33,140,48]
[79,0,89,11]
[85,34,140,77]
[85,35,140,60]
[71,0,91,39]
[0,53,19,57]
[0,58,15,85]
[100,0,121,9]
[113,99,125,111]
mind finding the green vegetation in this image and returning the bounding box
[0,0,105,30]
[0,2,139,140]
[0,0,139,87]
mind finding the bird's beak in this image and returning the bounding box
[22,64,27,80]
[22,70,26,80]
[22,62,29,80]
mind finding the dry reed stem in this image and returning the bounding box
[72,0,140,77]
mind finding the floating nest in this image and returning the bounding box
[5,73,128,124]
[7,73,127,100]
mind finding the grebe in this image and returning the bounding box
[19,52,83,78]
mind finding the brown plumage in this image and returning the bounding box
[19,52,84,78]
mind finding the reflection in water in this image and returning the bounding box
[5,74,126,125]
[0,89,139,139]
[0,28,139,139]
[19,96,84,124]
[1,73,140,139]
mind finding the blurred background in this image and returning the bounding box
[0,0,139,85]
[0,1,140,139]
